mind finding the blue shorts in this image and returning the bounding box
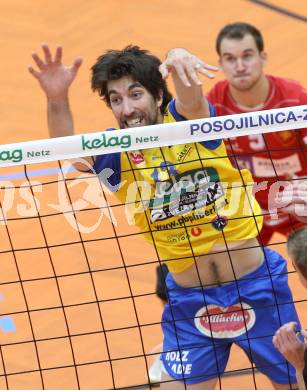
[161,248,300,385]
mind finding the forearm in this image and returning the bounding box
[47,95,74,138]
[48,95,95,171]
[296,369,306,390]
[172,71,210,119]
[47,95,93,170]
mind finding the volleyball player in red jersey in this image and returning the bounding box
[207,22,307,244]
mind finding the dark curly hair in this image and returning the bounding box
[91,45,172,114]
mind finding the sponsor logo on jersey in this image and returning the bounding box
[149,168,224,222]
[191,227,202,237]
[252,155,302,177]
[176,145,193,163]
[194,303,256,338]
[129,151,145,165]
[166,232,188,243]
[154,198,229,230]
[211,215,228,231]
[164,350,192,376]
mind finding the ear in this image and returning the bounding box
[157,89,163,108]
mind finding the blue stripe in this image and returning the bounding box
[0,166,76,181]
[168,99,187,121]
[93,153,121,189]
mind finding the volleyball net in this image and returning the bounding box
[0,106,307,389]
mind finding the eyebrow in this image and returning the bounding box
[222,48,255,57]
[108,82,144,96]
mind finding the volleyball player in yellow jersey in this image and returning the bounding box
[29,44,300,389]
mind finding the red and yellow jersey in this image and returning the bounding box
[207,75,307,209]
[94,100,263,273]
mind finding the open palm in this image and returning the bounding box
[29,44,82,99]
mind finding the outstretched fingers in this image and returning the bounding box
[29,43,82,97]
[196,61,219,79]
[31,44,64,72]
[174,60,218,87]
[160,59,202,87]
[54,46,63,64]
[160,54,219,87]
[31,52,45,70]
[71,57,83,73]
[28,65,40,79]
[42,43,52,64]
[184,62,202,86]
[172,60,193,87]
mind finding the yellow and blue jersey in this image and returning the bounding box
[94,100,263,273]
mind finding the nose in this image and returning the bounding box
[122,98,134,117]
[236,58,246,72]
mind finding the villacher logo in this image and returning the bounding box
[194,302,256,338]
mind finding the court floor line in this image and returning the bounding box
[247,0,307,22]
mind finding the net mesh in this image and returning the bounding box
[0,121,306,389]
[0,160,164,389]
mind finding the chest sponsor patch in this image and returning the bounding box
[252,154,302,177]
[149,167,224,222]
[194,302,256,338]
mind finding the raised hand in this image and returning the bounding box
[159,48,219,87]
[28,44,82,99]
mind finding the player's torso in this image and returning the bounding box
[119,132,262,274]
[94,101,263,283]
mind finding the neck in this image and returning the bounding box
[229,75,269,109]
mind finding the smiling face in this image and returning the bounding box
[107,76,163,129]
[219,34,267,91]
